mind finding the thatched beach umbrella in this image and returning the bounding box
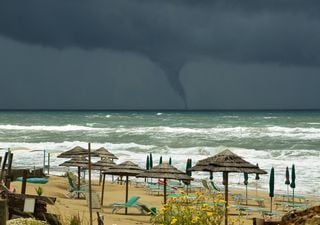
[137,163,193,204]
[92,158,116,186]
[92,147,118,160]
[59,157,89,199]
[57,146,96,158]
[191,149,267,225]
[101,161,145,214]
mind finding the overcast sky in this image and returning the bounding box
[1,0,320,110]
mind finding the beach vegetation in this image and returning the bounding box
[7,218,48,225]
[35,186,43,196]
[151,192,239,225]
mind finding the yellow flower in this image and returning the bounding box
[170,218,177,225]
[191,216,199,223]
[203,203,208,208]
[207,212,213,217]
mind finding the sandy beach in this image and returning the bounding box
[7,174,320,225]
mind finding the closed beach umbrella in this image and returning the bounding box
[146,155,150,170]
[159,156,163,165]
[186,158,192,176]
[169,157,172,165]
[285,166,290,198]
[149,153,153,169]
[102,161,145,214]
[191,149,267,225]
[185,158,192,192]
[255,163,260,197]
[290,164,296,205]
[137,163,193,204]
[244,172,249,205]
[269,167,275,212]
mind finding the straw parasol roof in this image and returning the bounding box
[59,157,89,168]
[102,161,145,176]
[92,147,118,160]
[137,163,193,203]
[91,158,116,171]
[137,163,194,180]
[191,149,267,174]
[100,161,145,213]
[57,146,99,158]
[191,149,267,225]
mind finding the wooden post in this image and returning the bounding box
[88,143,93,225]
[5,153,13,188]
[0,199,7,225]
[164,178,167,204]
[21,169,28,194]
[0,152,8,181]
[47,153,50,175]
[125,175,129,215]
[101,173,106,206]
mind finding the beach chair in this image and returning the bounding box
[201,180,212,194]
[111,196,153,214]
[66,173,87,199]
[209,180,222,192]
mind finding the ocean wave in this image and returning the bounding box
[0,124,104,131]
[1,124,320,140]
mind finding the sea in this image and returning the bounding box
[0,111,319,196]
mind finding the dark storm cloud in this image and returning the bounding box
[1,1,320,109]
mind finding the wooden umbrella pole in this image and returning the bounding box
[125,175,129,215]
[101,174,106,206]
[77,167,81,199]
[88,143,93,225]
[164,178,167,204]
[224,172,229,225]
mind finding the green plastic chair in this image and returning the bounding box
[66,173,87,199]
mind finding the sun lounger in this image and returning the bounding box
[66,173,87,199]
[232,194,265,207]
[111,196,155,215]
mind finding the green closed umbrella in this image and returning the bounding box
[244,172,249,205]
[255,163,260,197]
[149,153,153,169]
[184,158,192,192]
[169,157,172,165]
[159,156,163,164]
[145,155,150,182]
[290,164,296,205]
[285,166,290,200]
[146,155,150,170]
[269,167,275,212]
